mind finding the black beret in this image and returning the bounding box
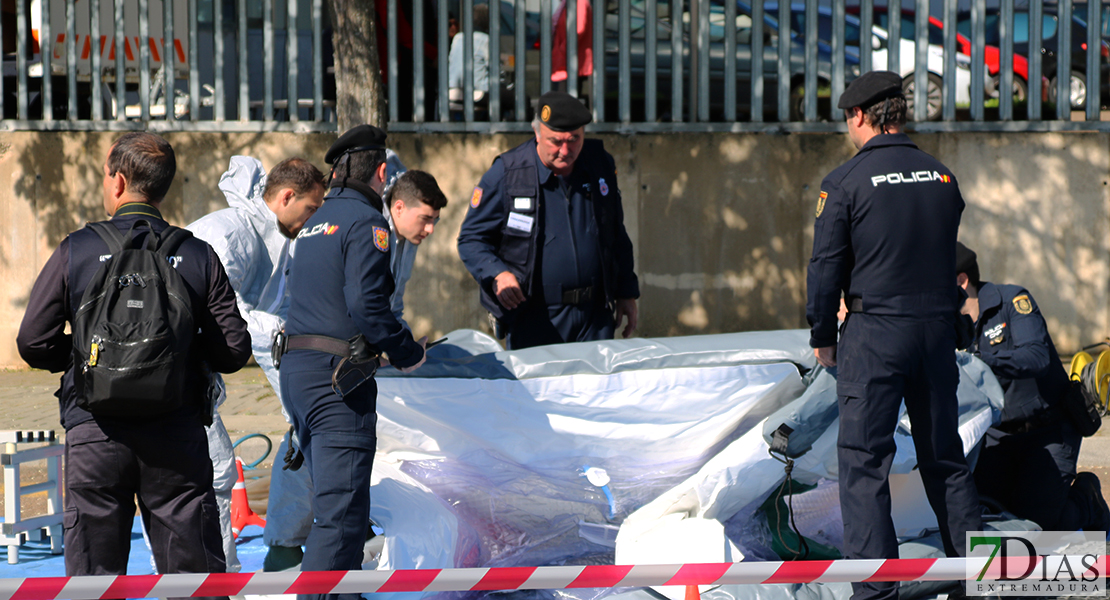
[955,241,978,277]
[536,91,592,132]
[325,124,387,164]
[837,70,904,110]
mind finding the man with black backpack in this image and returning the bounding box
[17,132,251,589]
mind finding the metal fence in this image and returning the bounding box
[2,0,1109,133]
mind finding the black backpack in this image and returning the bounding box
[72,220,196,417]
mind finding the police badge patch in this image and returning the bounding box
[1013,295,1033,315]
[470,187,483,208]
[599,178,609,196]
[816,191,828,217]
[373,226,389,252]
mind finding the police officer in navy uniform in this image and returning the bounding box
[806,71,981,600]
[457,91,639,349]
[279,125,426,600]
[956,242,1110,532]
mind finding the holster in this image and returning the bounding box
[271,329,288,369]
[332,356,379,397]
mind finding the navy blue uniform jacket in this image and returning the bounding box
[285,185,423,368]
[970,282,1069,424]
[16,203,252,430]
[457,139,638,319]
[807,133,965,348]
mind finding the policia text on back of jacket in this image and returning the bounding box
[806,71,982,600]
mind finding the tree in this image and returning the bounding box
[328,0,387,131]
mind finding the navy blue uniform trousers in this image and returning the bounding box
[281,350,377,600]
[63,419,227,600]
[837,314,980,600]
[974,418,1087,530]
[506,300,615,349]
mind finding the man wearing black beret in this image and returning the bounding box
[805,71,981,600]
[458,91,640,349]
[279,123,427,600]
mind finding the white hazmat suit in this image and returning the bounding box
[186,156,295,571]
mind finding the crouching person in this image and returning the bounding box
[957,241,1110,532]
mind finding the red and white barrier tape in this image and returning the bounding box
[0,557,1002,600]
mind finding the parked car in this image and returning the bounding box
[600,0,860,122]
[781,3,974,120]
[849,6,1034,103]
[958,7,1110,109]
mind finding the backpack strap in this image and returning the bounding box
[156,225,194,259]
[86,221,129,254]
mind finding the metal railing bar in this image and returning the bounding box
[42,0,53,121]
[943,0,957,121]
[215,0,225,121]
[92,0,103,120]
[645,0,657,121]
[189,0,199,120]
[541,0,552,96]
[724,0,736,122]
[1030,0,1043,120]
[567,0,578,97]
[487,0,498,122]
[671,0,682,123]
[778,1,789,121]
[287,0,299,123]
[238,0,248,121]
[139,0,149,121]
[115,0,125,121]
[1057,0,1071,120]
[752,0,765,122]
[313,0,323,122]
[619,0,630,122]
[463,0,474,122]
[163,0,174,120]
[263,0,274,122]
[439,0,449,122]
[804,0,818,122]
[999,0,1013,120]
[388,0,398,123]
[66,0,76,119]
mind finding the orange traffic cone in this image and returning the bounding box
[685,586,701,600]
[230,456,266,538]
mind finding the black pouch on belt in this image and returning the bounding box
[331,335,380,397]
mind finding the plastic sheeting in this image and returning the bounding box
[255,329,1006,600]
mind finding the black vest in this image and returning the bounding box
[483,139,623,319]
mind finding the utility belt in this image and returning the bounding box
[543,283,603,306]
[271,331,381,397]
[995,409,1060,435]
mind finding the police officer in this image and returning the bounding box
[279,124,426,600]
[806,71,981,600]
[957,242,1110,532]
[457,91,639,349]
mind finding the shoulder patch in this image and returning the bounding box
[373,226,389,253]
[1013,294,1033,315]
[470,187,483,208]
[816,191,828,218]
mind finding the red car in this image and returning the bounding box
[848,7,1036,101]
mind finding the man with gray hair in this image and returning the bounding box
[458,90,639,349]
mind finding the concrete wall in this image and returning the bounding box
[1,130,1106,367]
